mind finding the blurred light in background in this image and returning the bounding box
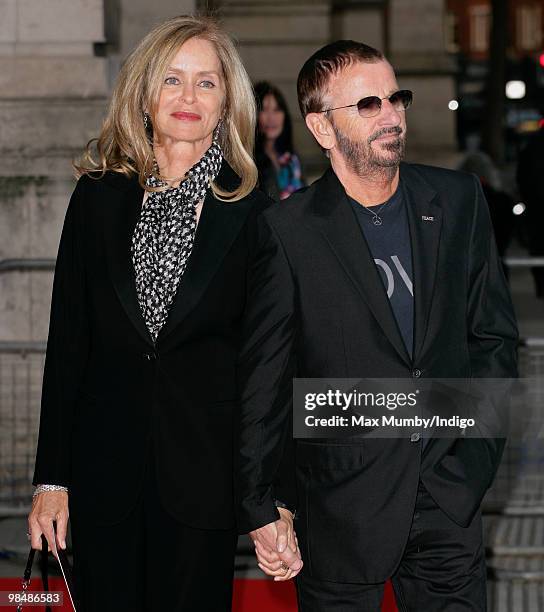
[505,80,526,99]
[539,53,544,68]
[516,119,542,133]
[513,203,526,216]
[448,100,459,111]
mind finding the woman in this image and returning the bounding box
[254,81,304,201]
[27,15,297,611]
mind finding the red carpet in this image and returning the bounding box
[0,578,73,611]
[0,577,398,610]
[233,579,398,611]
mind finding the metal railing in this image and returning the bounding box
[0,347,45,514]
[0,259,53,514]
[0,342,46,354]
[0,259,55,273]
[503,257,544,268]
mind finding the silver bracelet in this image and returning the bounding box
[33,484,69,498]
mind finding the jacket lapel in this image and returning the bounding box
[103,161,253,346]
[157,161,253,342]
[400,163,442,362]
[311,169,412,366]
[103,172,154,346]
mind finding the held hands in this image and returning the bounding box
[28,491,69,556]
[249,508,303,581]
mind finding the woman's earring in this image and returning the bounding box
[213,119,223,142]
[143,112,151,130]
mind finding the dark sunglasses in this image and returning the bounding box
[320,89,413,118]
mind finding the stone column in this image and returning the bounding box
[0,0,108,341]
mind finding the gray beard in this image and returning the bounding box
[332,122,406,182]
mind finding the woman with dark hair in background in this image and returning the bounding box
[254,81,304,200]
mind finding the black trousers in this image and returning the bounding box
[69,447,238,612]
[296,481,487,612]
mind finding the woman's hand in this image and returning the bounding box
[28,491,69,555]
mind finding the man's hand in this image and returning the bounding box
[250,508,303,581]
[28,491,69,556]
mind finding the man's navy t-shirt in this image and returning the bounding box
[349,184,414,357]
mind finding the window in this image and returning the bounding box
[469,4,490,53]
[517,4,543,51]
[445,11,460,53]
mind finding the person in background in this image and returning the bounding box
[459,151,515,276]
[517,125,544,298]
[254,81,305,200]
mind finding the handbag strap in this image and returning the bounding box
[57,546,77,602]
[17,536,53,612]
[40,537,49,595]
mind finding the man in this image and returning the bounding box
[236,41,518,610]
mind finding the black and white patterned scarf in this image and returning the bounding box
[131,141,223,342]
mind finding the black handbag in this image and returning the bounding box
[18,523,78,612]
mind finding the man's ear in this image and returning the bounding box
[305,112,335,152]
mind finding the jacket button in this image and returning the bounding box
[410,432,421,442]
[412,368,422,378]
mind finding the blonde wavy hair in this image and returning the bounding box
[75,15,258,201]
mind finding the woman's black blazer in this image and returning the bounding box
[33,162,270,529]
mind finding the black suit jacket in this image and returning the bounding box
[33,161,269,529]
[236,163,518,583]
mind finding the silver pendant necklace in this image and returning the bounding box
[361,199,390,226]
